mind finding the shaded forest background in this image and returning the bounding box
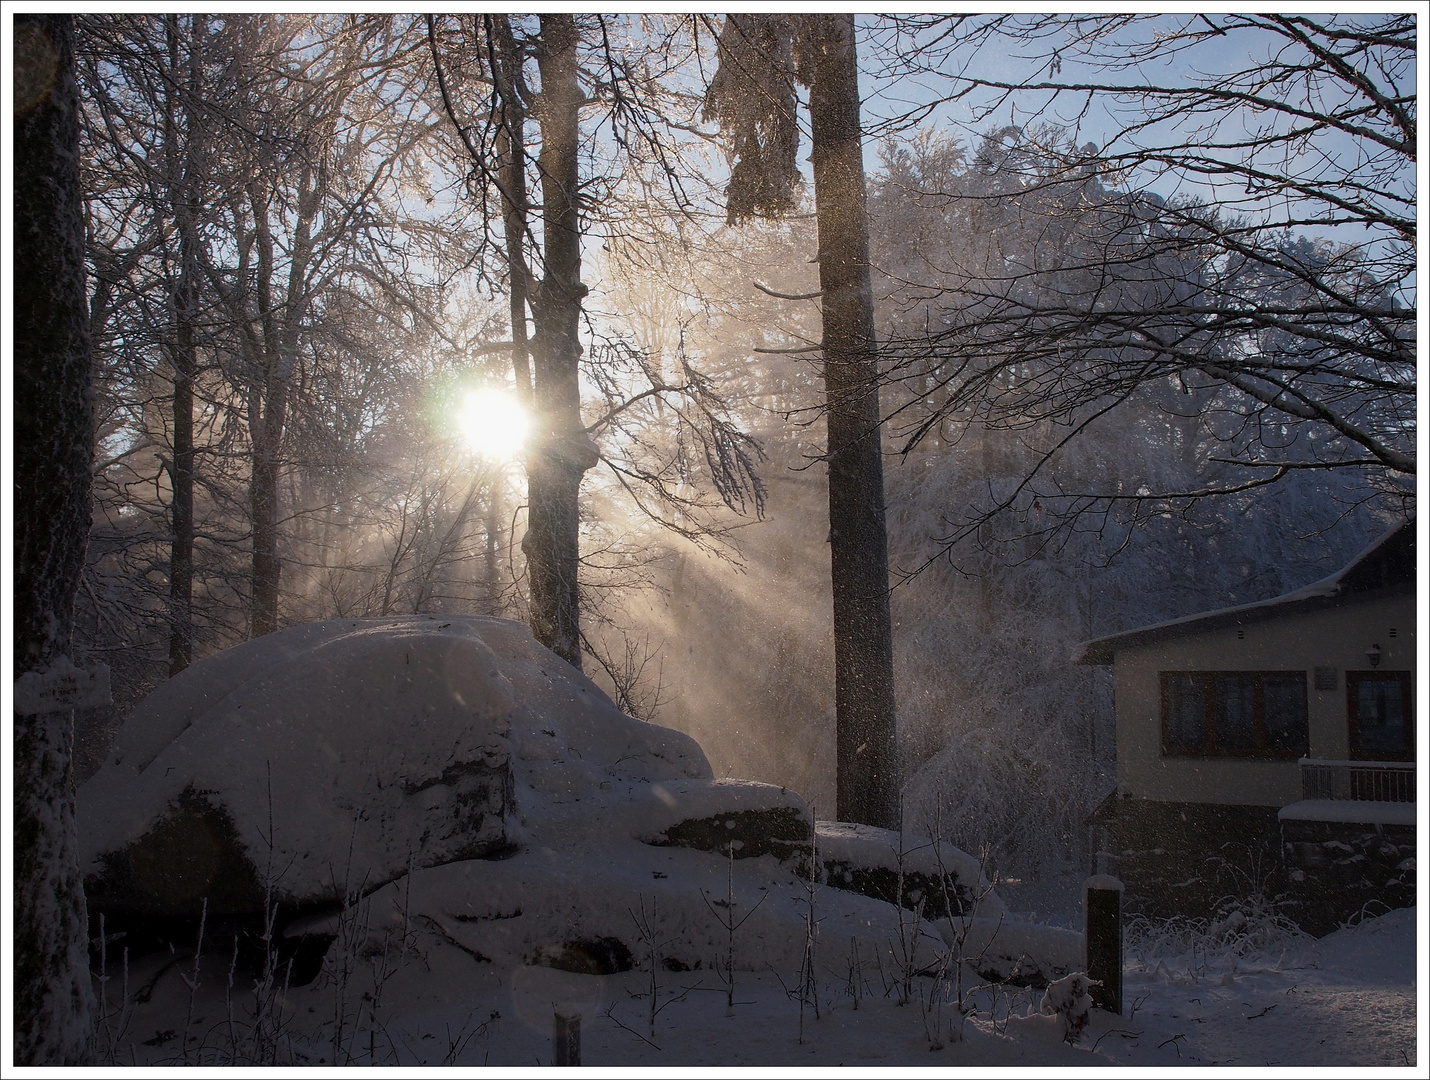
[69,13,1413,880]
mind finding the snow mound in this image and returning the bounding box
[76,613,1086,999]
[817,820,1007,919]
[291,841,950,980]
[1311,906,1417,985]
[78,616,711,911]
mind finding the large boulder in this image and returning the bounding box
[78,614,1079,993]
[78,616,710,925]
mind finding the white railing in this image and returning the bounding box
[1298,758,1415,803]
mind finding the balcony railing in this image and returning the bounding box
[1299,758,1415,803]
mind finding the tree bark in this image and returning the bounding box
[12,12,98,1063]
[165,14,201,673]
[489,13,534,407]
[523,14,596,668]
[249,404,283,638]
[805,14,900,828]
[245,180,298,639]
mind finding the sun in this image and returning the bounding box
[456,388,528,460]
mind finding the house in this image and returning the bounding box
[1075,519,1416,935]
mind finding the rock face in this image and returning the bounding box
[78,616,710,926]
[1280,816,1416,937]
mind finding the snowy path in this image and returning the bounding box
[1092,905,1418,1067]
[1093,959,1417,1067]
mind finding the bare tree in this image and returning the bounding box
[159,16,204,672]
[863,14,1414,565]
[427,14,765,672]
[13,13,99,1064]
[196,15,446,637]
[79,13,238,683]
[521,14,600,664]
[77,14,472,708]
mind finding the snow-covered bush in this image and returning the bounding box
[1125,889,1308,974]
[1039,971,1098,1041]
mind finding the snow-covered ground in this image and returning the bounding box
[77,617,1420,1069]
[91,904,1418,1068]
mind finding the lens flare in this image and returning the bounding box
[456,389,528,460]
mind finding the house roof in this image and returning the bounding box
[1074,519,1415,665]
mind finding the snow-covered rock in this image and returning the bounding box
[812,824,1082,986]
[955,917,1085,987]
[817,820,1008,920]
[288,840,950,981]
[636,778,812,866]
[77,613,1080,995]
[78,615,711,917]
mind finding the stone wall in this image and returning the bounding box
[1090,793,1417,936]
[1280,818,1416,937]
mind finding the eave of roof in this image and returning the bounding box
[1074,519,1415,665]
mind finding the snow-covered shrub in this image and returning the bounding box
[1125,888,1308,974]
[1039,971,1098,1042]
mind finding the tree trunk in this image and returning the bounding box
[165,14,201,673]
[12,13,98,1063]
[523,14,596,668]
[246,186,295,640]
[250,416,282,636]
[490,13,534,407]
[805,14,899,828]
[484,487,502,613]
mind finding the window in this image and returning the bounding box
[1160,671,1308,758]
[1347,671,1413,761]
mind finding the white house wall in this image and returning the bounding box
[1113,593,1415,807]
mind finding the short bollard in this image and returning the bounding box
[1084,874,1123,1016]
[553,1011,581,1066]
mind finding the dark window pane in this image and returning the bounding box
[1166,676,1206,751]
[1357,678,1406,756]
[1262,674,1307,753]
[1214,675,1257,751]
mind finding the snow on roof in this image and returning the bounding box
[1075,518,1414,664]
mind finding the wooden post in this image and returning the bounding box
[1084,874,1123,1015]
[553,1011,580,1066]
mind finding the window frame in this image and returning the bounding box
[1346,670,1414,762]
[1159,670,1309,759]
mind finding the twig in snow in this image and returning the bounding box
[602,1004,661,1051]
[1091,1027,1141,1051]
